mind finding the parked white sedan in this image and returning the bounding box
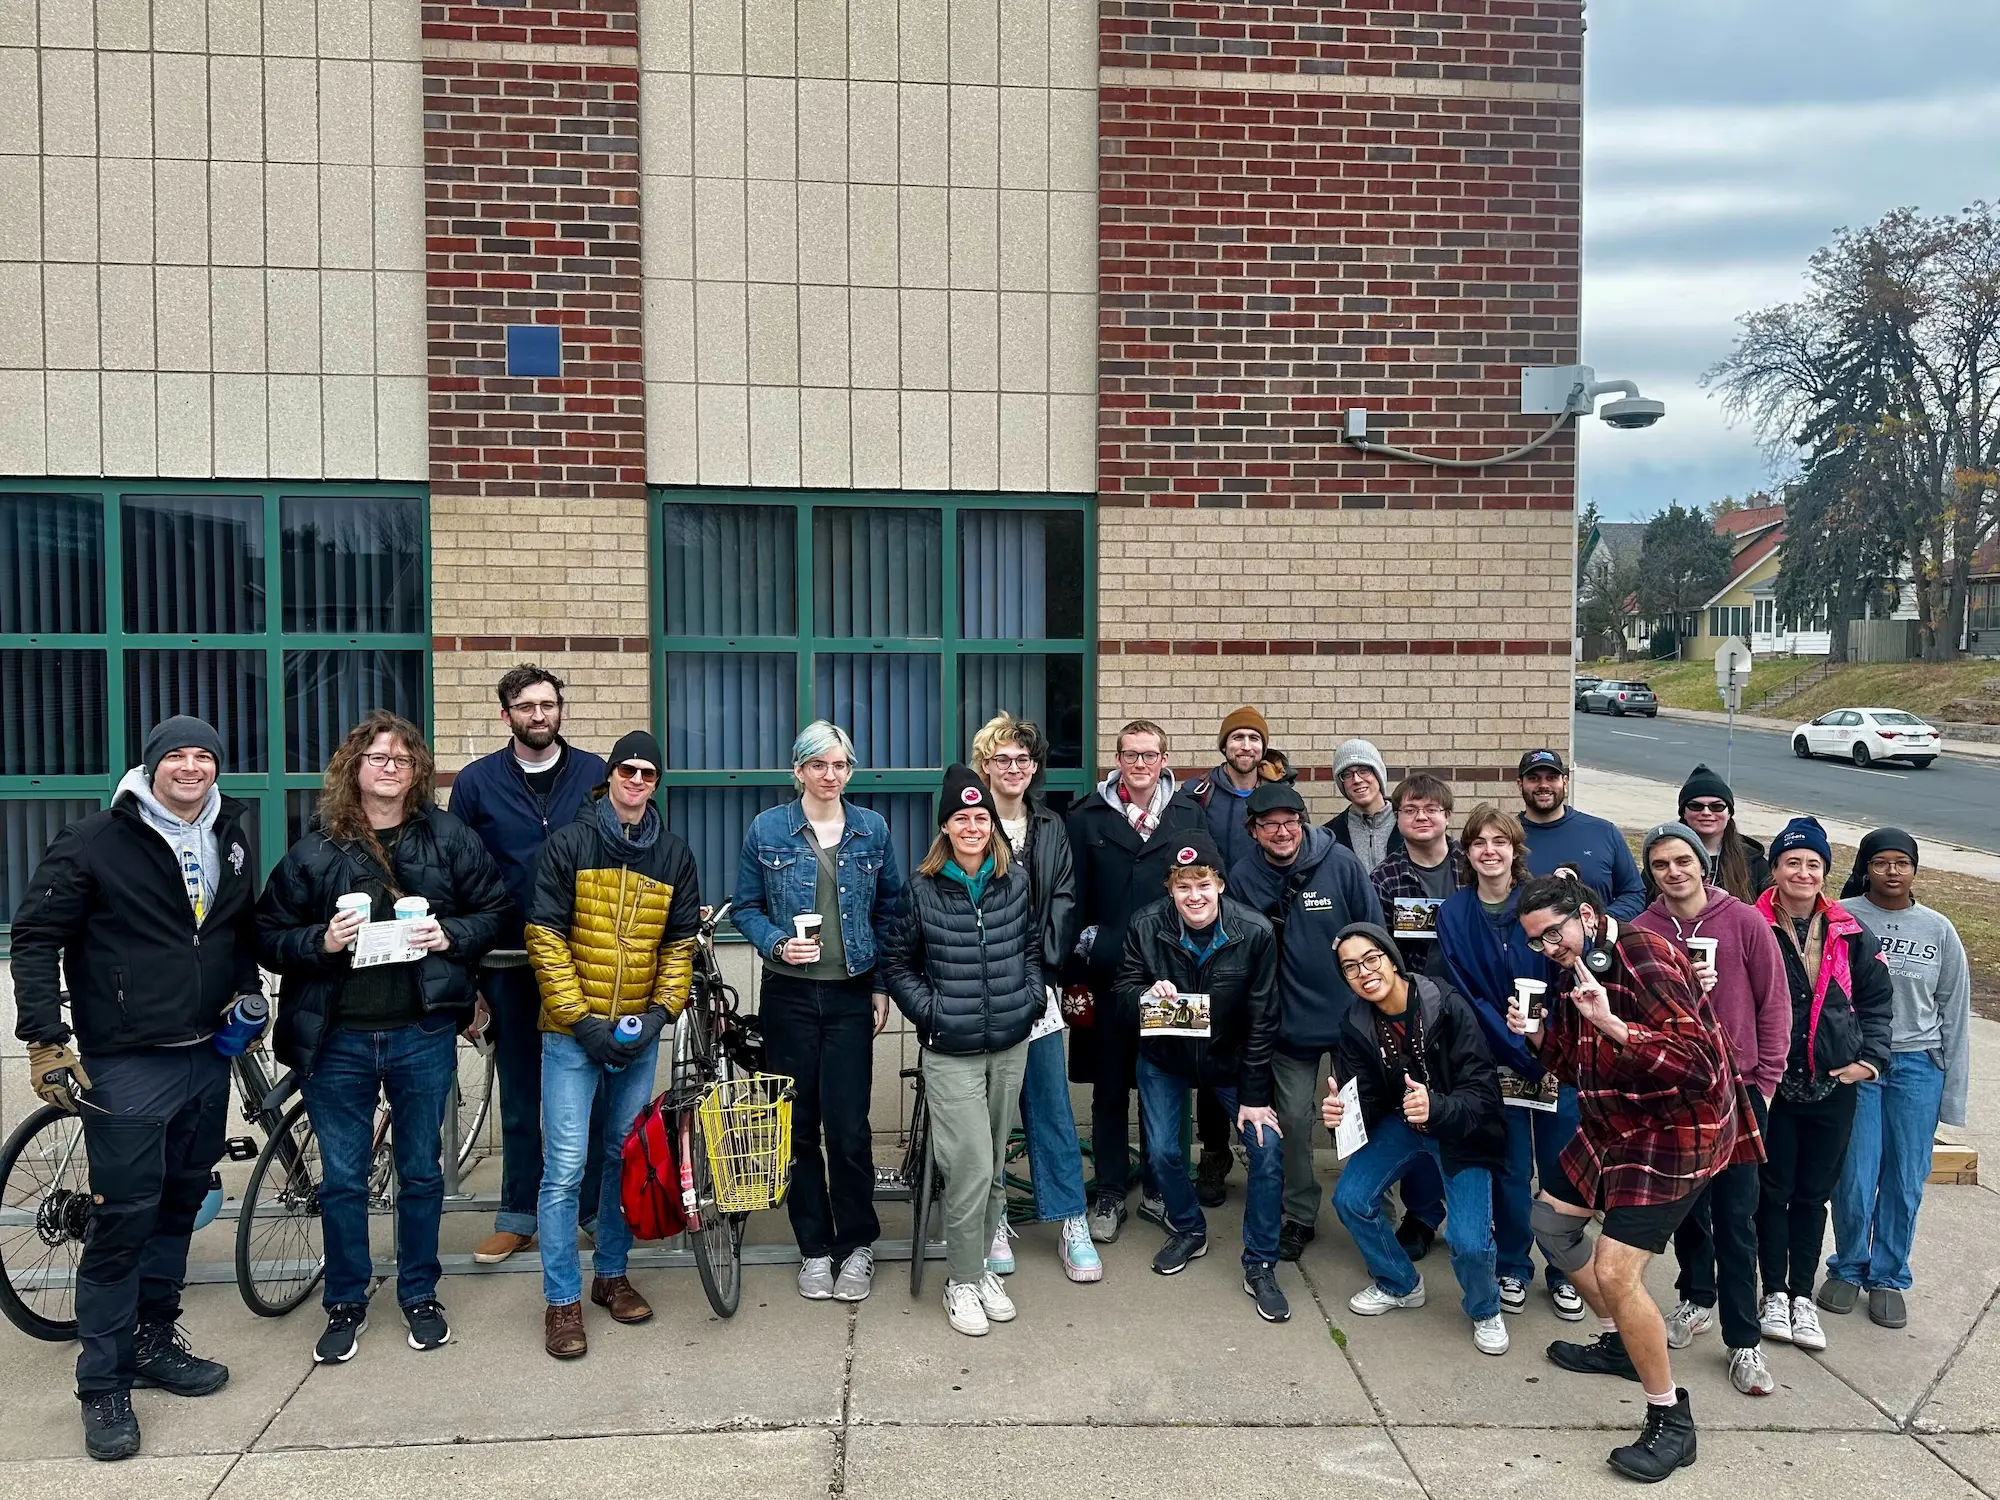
[1791,707,1943,768]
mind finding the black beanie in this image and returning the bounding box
[605,730,663,774]
[1677,763,1734,814]
[937,763,993,826]
[1334,920,1408,977]
[1164,828,1227,880]
[143,715,226,778]
[1840,827,1920,900]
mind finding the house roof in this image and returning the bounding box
[1704,525,1783,607]
[1973,536,2000,579]
[1715,502,1785,538]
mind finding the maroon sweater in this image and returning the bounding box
[1632,886,1790,1100]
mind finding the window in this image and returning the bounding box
[1,484,429,932]
[1754,599,1775,636]
[1708,604,1750,639]
[655,492,1093,903]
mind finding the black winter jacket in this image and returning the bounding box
[882,863,1042,1056]
[1335,976,1507,1174]
[1064,791,1205,1001]
[1006,798,1078,973]
[11,793,262,1053]
[1763,896,1894,1091]
[256,806,511,1077]
[1114,895,1280,1104]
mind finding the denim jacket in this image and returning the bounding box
[731,800,905,977]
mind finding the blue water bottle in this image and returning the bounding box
[605,1013,645,1072]
[214,994,270,1056]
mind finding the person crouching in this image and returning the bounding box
[882,765,1042,1336]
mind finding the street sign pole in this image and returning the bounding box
[1713,637,1754,788]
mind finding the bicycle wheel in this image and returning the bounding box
[0,1105,90,1341]
[235,1098,326,1317]
[908,1090,936,1298]
[455,1040,496,1172]
[688,1012,745,1318]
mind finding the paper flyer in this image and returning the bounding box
[1334,1077,1368,1158]
[351,919,426,969]
[1391,897,1443,939]
[1138,991,1212,1039]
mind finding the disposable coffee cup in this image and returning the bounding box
[394,896,431,922]
[335,891,372,947]
[1513,977,1548,1034]
[793,913,823,944]
[1686,937,1719,970]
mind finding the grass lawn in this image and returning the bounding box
[1776,662,2000,725]
[1583,654,1829,712]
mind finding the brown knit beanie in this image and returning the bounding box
[1217,706,1270,750]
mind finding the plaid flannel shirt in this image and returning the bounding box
[1539,923,1764,1209]
[1369,840,1464,929]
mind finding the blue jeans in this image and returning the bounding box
[1495,1083,1580,1287]
[1829,1050,1947,1292]
[486,966,605,1236]
[538,1030,661,1306]
[1019,1030,1088,1222]
[1135,1058,1282,1267]
[301,1021,457,1310]
[1333,1113,1501,1320]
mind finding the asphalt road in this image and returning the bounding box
[1573,711,2000,854]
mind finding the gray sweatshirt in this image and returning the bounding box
[117,764,222,920]
[1844,896,1972,1128]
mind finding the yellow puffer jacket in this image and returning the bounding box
[524,797,702,1031]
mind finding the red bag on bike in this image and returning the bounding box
[620,1094,687,1241]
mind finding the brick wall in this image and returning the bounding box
[423,1,651,772]
[1094,1,1583,815]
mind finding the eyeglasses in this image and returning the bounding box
[1118,749,1164,765]
[987,754,1035,771]
[1254,816,1303,833]
[506,699,561,718]
[1868,857,1915,874]
[801,758,852,776]
[1337,950,1390,979]
[1400,802,1446,819]
[1684,800,1729,815]
[613,764,660,784]
[361,752,415,770]
[1523,913,1577,954]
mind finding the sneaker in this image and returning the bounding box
[1277,1221,1316,1263]
[1549,1280,1586,1321]
[1817,1276,1861,1315]
[132,1320,229,1396]
[1136,1194,1168,1230]
[1196,1151,1230,1208]
[404,1299,451,1351]
[1395,1216,1437,1263]
[1606,1389,1698,1482]
[944,1280,989,1336]
[833,1248,875,1303]
[1059,1215,1104,1283]
[1497,1276,1528,1314]
[975,1270,1017,1323]
[1349,1278,1426,1316]
[1759,1291,1793,1344]
[1473,1314,1511,1355]
[313,1303,368,1365]
[1789,1295,1826,1351]
[1868,1287,1907,1328]
[79,1390,141,1462]
[1665,1298,1714,1350]
[1152,1231,1209,1276]
[987,1222,1016,1276]
[798,1255,836,1300]
[1729,1344,1775,1396]
[1244,1262,1291,1323]
[1546,1330,1640,1380]
[1087,1193,1127,1244]
[473,1229,534,1265]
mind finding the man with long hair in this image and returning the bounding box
[258,711,510,1367]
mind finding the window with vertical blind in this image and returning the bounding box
[0,483,429,934]
[655,492,1093,907]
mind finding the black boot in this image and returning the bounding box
[80,1391,142,1462]
[1546,1330,1641,1381]
[133,1320,230,1396]
[1195,1152,1230,1208]
[1608,1389,1698,1482]
[1395,1215,1437,1263]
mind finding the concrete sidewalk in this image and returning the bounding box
[5,1028,2000,1498]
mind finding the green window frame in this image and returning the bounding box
[1,480,431,942]
[651,489,1095,906]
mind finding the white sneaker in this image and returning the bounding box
[1665,1298,1714,1349]
[1473,1314,1510,1355]
[1789,1296,1826,1351]
[987,1221,1016,1275]
[944,1280,989,1336]
[1550,1281,1587,1321]
[798,1255,835,1300]
[832,1247,874,1302]
[975,1270,1017,1323]
[1759,1291,1793,1343]
[1497,1276,1528,1314]
[1730,1344,1776,1395]
[1059,1214,1104,1283]
[1349,1279,1426,1316]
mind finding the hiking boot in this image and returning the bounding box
[1244,1262,1291,1323]
[1758,1291,1793,1343]
[132,1320,229,1396]
[1817,1276,1861,1314]
[474,1229,534,1265]
[1195,1151,1230,1208]
[1349,1279,1426,1315]
[1789,1296,1826,1351]
[1546,1330,1640,1380]
[404,1299,451,1350]
[975,1270,1017,1323]
[986,1222,1016,1275]
[1550,1280,1586,1321]
[1136,1194,1169,1230]
[1498,1275,1528,1314]
[798,1255,836,1300]
[833,1248,875,1303]
[1606,1389,1698,1482]
[1473,1314,1511,1355]
[1059,1214,1103,1283]
[313,1303,368,1365]
[1395,1216,1437,1263]
[944,1280,989,1337]
[544,1301,587,1359]
[1868,1287,1908,1328]
[1665,1298,1714,1350]
[591,1275,654,1323]
[1277,1220,1315,1263]
[1087,1193,1127,1244]
[79,1391,141,1462]
[1729,1345,1775,1396]
[1151,1231,1209,1276]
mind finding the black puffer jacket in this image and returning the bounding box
[882,862,1042,1056]
[1006,797,1078,972]
[1113,895,1279,1104]
[256,805,511,1077]
[1334,975,1506,1174]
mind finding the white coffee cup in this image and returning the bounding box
[1513,977,1548,1034]
[1686,937,1719,970]
[334,891,372,947]
[794,913,823,943]
[394,895,431,922]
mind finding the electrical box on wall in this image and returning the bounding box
[1519,365,1593,415]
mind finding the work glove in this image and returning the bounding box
[569,1015,623,1069]
[28,1042,91,1111]
[607,1007,670,1068]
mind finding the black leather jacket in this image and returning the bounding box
[1007,798,1078,973]
[882,862,1042,1056]
[1113,895,1279,1104]
[1335,976,1506,1174]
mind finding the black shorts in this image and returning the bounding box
[1545,1172,1701,1257]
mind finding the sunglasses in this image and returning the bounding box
[613,764,660,784]
[1683,800,1729,815]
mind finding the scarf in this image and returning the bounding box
[1101,766,1174,839]
[596,793,662,855]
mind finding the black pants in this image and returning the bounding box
[760,971,881,1261]
[1757,1084,1858,1300]
[1196,1087,1230,1160]
[1086,1003,1157,1200]
[74,1046,232,1398]
[486,965,604,1234]
[1674,1089,1767,1348]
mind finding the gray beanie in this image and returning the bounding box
[1332,738,1389,792]
[1641,821,1711,878]
[1334,920,1408,976]
[143,715,225,778]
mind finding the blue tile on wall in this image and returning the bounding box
[505,324,561,378]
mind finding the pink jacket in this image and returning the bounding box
[1633,886,1790,1099]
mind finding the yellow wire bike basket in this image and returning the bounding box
[696,1074,796,1212]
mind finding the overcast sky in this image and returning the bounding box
[1577,0,1998,520]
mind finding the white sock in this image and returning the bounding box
[1600,1316,1619,1334]
[1644,1386,1678,1407]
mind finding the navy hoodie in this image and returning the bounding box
[1520,805,1645,920]
[1227,825,1377,1056]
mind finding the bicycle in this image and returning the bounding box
[900,1065,942,1296]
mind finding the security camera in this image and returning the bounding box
[1517,366,1666,430]
[1599,394,1666,430]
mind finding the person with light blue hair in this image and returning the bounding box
[734,719,905,1304]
